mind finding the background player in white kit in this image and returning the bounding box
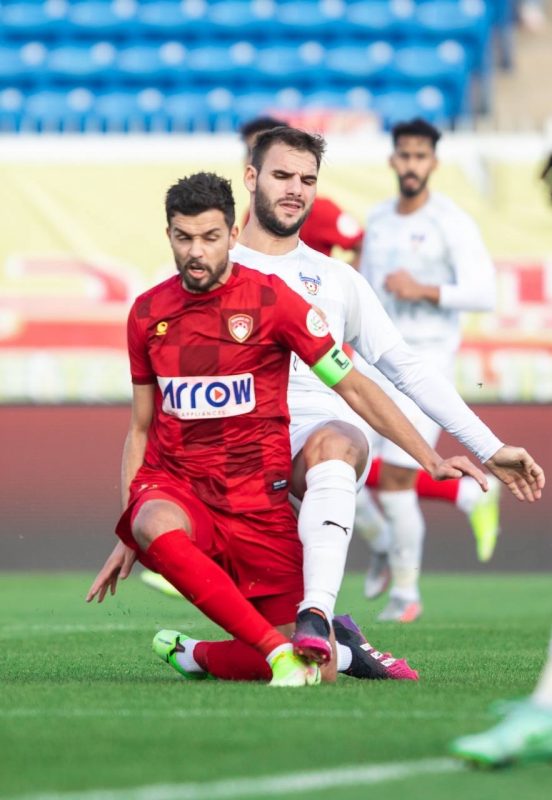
[355,118,500,622]
[231,125,543,664]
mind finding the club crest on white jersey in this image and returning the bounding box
[158,374,256,419]
[299,272,321,295]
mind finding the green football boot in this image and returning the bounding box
[152,629,208,680]
[269,649,321,687]
[469,475,501,562]
[141,569,181,598]
[450,699,552,767]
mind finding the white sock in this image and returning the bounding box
[266,642,293,666]
[174,638,205,674]
[532,636,552,710]
[336,642,352,672]
[456,475,483,514]
[354,486,391,553]
[297,459,357,622]
[378,489,424,603]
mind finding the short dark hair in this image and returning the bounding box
[391,118,442,149]
[165,172,235,228]
[251,126,326,172]
[239,115,289,142]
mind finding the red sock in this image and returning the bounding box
[145,529,287,657]
[366,458,381,487]
[194,639,272,682]
[416,471,460,503]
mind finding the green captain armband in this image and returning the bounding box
[311,347,353,387]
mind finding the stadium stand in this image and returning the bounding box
[0,0,521,133]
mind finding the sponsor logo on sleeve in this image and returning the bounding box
[306,307,330,338]
[156,321,168,336]
[299,272,321,296]
[158,373,256,419]
[228,314,253,343]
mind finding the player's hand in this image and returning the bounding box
[431,455,488,489]
[485,445,545,502]
[86,540,137,603]
[384,269,422,301]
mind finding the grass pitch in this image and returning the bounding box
[1,572,551,800]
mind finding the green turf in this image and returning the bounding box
[1,572,551,800]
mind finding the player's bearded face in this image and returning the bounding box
[392,136,436,199]
[254,182,313,237]
[177,252,230,292]
[168,210,237,293]
[249,144,318,237]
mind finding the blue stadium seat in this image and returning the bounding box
[274,1,345,42]
[206,2,276,43]
[163,91,212,132]
[0,87,24,132]
[46,43,117,86]
[135,1,207,42]
[0,1,69,41]
[87,88,166,132]
[372,86,450,129]
[415,0,490,50]
[204,87,235,131]
[186,43,257,88]
[414,1,492,111]
[66,0,138,41]
[303,86,373,112]
[342,1,415,44]
[115,42,188,88]
[254,43,326,88]
[232,91,282,127]
[0,42,47,87]
[20,88,94,132]
[391,41,469,118]
[325,42,394,87]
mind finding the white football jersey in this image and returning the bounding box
[231,240,402,414]
[360,192,495,352]
[231,238,503,464]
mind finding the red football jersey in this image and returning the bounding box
[128,263,336,513]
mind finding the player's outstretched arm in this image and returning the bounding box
[86,540,137,603]
[333,367,487,486]
[485,445,545,502]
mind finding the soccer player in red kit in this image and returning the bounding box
[87,171,490,686]
[87,172,339,686]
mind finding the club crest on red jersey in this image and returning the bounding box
[228,313,253,343]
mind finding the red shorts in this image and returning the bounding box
[117,465,304,625]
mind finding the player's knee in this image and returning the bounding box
[132,500,190,550]
[303,426,367,472]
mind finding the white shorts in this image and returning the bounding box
[353,348,455,470]
[289,399,374,490]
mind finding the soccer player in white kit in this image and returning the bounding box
[231,125,544,665]
[355,118,500,622]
